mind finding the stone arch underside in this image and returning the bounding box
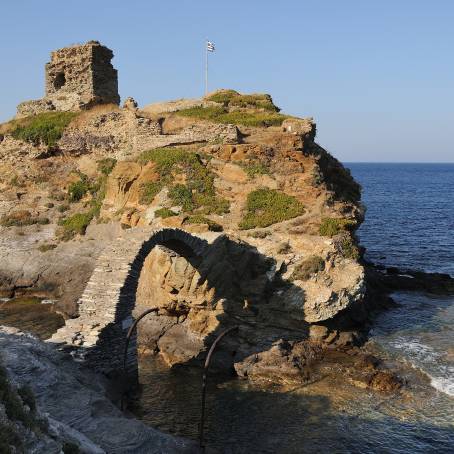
[49,228,223,376]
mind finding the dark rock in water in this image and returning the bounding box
[234,339,323,385]
[369,264,454,295]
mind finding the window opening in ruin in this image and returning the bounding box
[54,72,66,90]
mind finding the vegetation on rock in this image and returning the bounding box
[0,364,46,453]
[319,217,356,237]
[58,212,94,240]
[206,90,280,112]
[240,160,270,178]
[68,177,90,202]
[291,256,325,281]
[155,208,178,218]
[176,105,288,127]
[239,188,304,229]
[137,147,229,214]
[183,214,223,231]
[38,243,57,253]
[0,210,49,227]
[9,111,78,147]
[97,158,117,176]
[139,181,163,205]
[334,233,360,260]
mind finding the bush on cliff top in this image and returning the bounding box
[291,256,325,281]
[10,111,78,147]
[206,90,280,112]
[176,105,287,127]
[239,188,304,230]
[319,217,356,237]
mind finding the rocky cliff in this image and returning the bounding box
[0,88,368,382]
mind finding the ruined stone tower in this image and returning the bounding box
[17,41,120,117]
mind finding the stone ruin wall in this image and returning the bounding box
[17,41,120,117]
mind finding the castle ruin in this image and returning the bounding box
[17,40,120,117]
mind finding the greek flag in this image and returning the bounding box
[207,41,215,52]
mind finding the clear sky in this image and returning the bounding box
[1,0,453,162]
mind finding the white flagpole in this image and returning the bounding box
[205,39,208,96]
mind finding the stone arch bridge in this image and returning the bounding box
[49,227,224,377]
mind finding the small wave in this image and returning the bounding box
[430,376,454,397]
[388,338,454,397]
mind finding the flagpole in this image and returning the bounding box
[205,39,208,96]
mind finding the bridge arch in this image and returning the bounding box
[50,228,222,377]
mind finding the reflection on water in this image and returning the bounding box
[131,291,454,453]
[134,347,454,453]
[0,297,65,339]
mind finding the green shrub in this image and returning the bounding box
[58,204,70,213]
[291,256,325,281]
[97,158,117,176]
[0,366,39,436]
[38,243,57,253]
[168,184,194,211]
[319,217,356,237]
[0,211,49,227]
[58,212,94,240]
[176,106,287,127]
[247,230,271,239]
[155,208,178,218]
[139,181,163,205]
[137,147,195,171]
[205,89,240,104]
[0,422,23,452]
[137,147,229,214]
[68,178,90,202]
[10,111,78,147]
[17,386,36,412]
[240,160,270,178]
[334,233,360,260]
[184,215,223,232]
[206,90,279,112]
[239,188,304,230]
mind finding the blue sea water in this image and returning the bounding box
[348,163,454,276]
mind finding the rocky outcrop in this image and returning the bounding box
[1,83,369,385]
[0,327,198,453]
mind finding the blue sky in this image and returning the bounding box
[1,0,453,162]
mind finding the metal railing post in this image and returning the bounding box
[121,307,159,410]
[199,325,239,450]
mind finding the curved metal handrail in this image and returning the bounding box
[123,307,159,372]
[199,325,239,449]
[121,307,159,410]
